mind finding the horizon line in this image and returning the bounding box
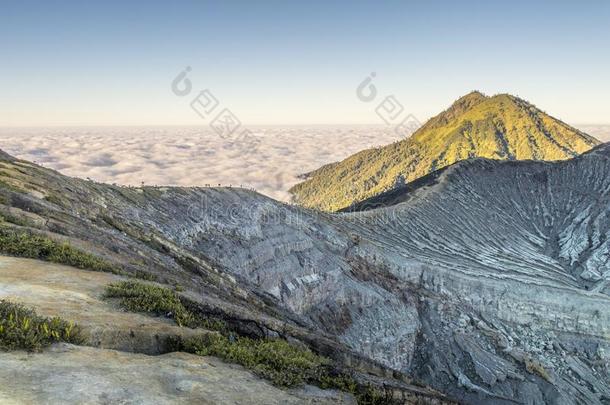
[1,122,610,129]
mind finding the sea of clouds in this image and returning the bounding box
[0,126,404,201]
[0,125,607,202]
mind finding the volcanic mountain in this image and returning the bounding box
[290,91,600,211]
[0,143,609,403]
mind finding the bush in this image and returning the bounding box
[172,334,392,403]
[0,228,121,274]
[0,300,85,351]
[0,211,34,227]
[107,281,390,402]
[133,270,158,282]
[174,334,328,387]
[43,194,63,205]
[104,280,225,330]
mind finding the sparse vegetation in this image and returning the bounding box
[171,330,393,402]
[174,334,327,386]
[103,280,225,330]
[0,228,121,274]
[0,211,35,227]
[0,179,26,194]
[170,333,391,403]
[0,300,85,351]
[525,356,552,382]
[132,269,158,282]
[107,279,391,402]
[43,193,63,206]
[290,92,599,211]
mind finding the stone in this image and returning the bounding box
[0,344,354,405]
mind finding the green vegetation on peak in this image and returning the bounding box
[0,300,84,351]
[290,92,600,211]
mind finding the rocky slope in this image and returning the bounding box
[0,145,609,404]
[0,256,202,354]
[0,151,447,403]
[142,146,610,404]
[1,345,355,405]
[289,91,600,211]
[0,257,354,404]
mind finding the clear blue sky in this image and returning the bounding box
[1,0,609,126]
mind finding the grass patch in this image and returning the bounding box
[174,334,327,387]
[43,194,63,206]
[170,334,392,403]
[104,280,225,330]
[105,280,391,403]
[0,228,122,274]
[132,269,159,282]
[0,300,85,351]
[0,179,26,194]
[0,211,35,227]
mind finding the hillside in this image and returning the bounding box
[290,91,600,211]
[0,150,448,404]
[0,146,608,403]
[0,257,355,404]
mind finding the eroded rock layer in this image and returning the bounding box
[140,146,610,404]
[0,145,608,403]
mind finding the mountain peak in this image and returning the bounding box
[425,91,488,130]
[291,93,601,211]
[456,90,488,104]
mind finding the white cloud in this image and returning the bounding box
[0,126,402,201]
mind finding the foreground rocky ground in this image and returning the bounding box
[0,256,355,404]
[0,256,201,353]
[0,344,356,405]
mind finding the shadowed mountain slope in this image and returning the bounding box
[290,91,600,211]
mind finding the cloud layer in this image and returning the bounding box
[1,125,607,202]
[0,126,403,201]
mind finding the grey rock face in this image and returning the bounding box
[127,145,610,404]
[1,145,609,403]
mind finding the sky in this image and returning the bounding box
[1,0,609,126]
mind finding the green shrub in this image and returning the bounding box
[132,270,158,282]
[104,280,225,330]
[0,300,85,351]
[319,373,391,404]
[106,281,390,402]
[174,334,327,387]
[0,229,121,274]
[318,372,359,393]
[353,386,393,405]
[0,179,26,194]
[172,334,392,403]
[43,194,63,206]
[0,211,34,227]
